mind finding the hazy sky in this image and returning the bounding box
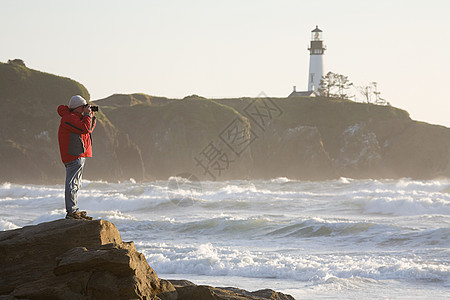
[2,0,449,127]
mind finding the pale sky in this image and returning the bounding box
[1,0,449,127]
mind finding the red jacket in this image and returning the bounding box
[58,105,96,164]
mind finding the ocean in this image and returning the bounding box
[1,177,449,299]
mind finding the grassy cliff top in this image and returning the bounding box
[0,60,89,106]
[0,60,91,140]
[96,93,410,125]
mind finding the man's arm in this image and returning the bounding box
[63,109,93,134]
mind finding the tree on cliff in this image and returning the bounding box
[335,73,353,99]
[318,71,336,98]
[318,71,353,99]
[357,82,389,105]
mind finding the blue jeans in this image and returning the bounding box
[65,157,85,213]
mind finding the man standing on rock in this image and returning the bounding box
[58,95,96,220]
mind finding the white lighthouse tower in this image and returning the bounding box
[307,26,326,92]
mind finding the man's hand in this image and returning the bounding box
[83,105,93,117]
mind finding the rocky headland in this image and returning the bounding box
[1,60,449,183]
[0,219,294,299]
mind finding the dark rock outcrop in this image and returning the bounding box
[0,219,177,299]
[333,122,383,177]
[0,220,294,300]
[169,280,294,300]
[249,122,336,180]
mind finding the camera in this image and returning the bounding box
[85,104,99,112]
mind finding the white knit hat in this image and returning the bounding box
[68,95,87,109]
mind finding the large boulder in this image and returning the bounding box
[0,219,176,299]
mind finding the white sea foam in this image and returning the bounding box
[0,218,19,230]
[137,241,450,284]
[270,177,292,183]
[359,194,450,216]
[338,177,353,184]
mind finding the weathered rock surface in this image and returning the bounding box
[0,219,176,299]
[0,220,294,300]
[169,280,295,300]
[333,122,383,177]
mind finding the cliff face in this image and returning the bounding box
[1,62,449,183]
[0,62,144,183]
[98,95,450,181]
[99,95,254,181]
[0,219,294,300]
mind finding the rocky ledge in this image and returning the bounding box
[0,219,294,300]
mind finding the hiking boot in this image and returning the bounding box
[79,211,94,220]
[65,211,84,220]
[65,210,94,220]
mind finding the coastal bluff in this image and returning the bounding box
[0,219,294,300]
[2,60,449,183]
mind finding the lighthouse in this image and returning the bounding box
[307,26,326,92]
